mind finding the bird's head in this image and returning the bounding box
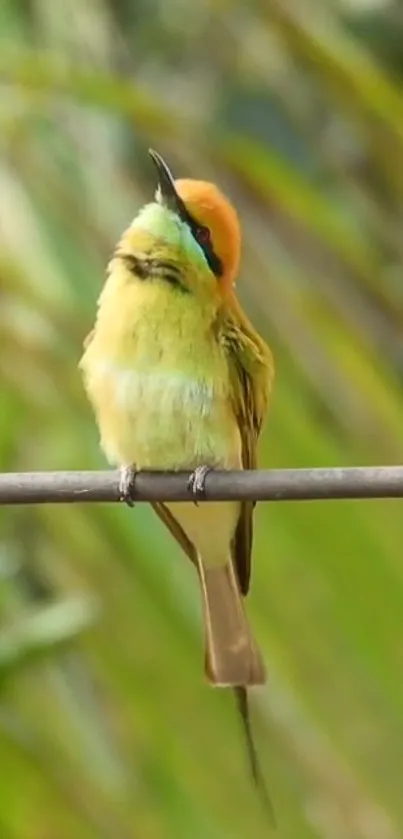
[127,150,241,295]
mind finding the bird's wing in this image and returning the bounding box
[221,293,274,595]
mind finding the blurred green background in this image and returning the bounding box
[1,0,403,836]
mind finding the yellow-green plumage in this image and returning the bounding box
[82,231,241,472]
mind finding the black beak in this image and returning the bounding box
[149,149,186,216]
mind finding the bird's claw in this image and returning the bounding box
[119,465,137,507]
[187,465,211,505]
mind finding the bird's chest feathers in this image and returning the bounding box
[86,285,239,469]
[101,363,215,418]
[106,291,224,413]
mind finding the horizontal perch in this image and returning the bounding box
[0,466,402,504]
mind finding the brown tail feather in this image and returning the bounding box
[197,556,266,687]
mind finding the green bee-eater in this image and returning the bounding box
[80,149,275,806]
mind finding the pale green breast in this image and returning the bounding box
[83,281,242,471]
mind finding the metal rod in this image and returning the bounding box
[0,466,402,505]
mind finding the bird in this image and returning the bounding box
[79,149,275,810]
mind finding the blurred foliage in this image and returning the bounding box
[1,0,403,836]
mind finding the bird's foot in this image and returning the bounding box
[119,465,137,507]
[187,465,211,505]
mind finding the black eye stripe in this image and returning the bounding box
[170,194,222,277]
[181,208,223,277]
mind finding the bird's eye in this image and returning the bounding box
[196,226,211,246]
